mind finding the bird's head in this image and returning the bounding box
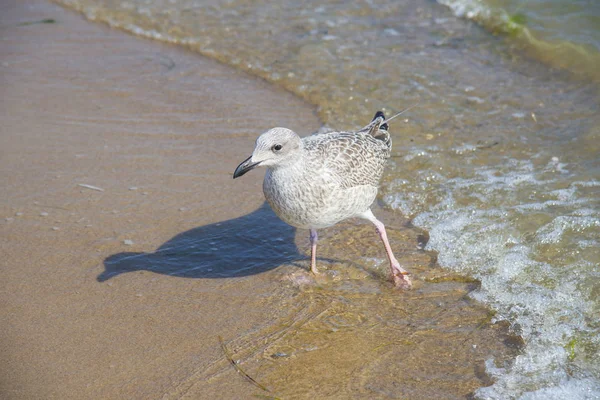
[233,127,302,178]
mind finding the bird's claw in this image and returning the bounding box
[391,266,412,289]
[393,272,412,289]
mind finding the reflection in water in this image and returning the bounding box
[99,203,301,281]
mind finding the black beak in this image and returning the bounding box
[233,156,260,179]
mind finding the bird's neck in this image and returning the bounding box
[268,150,306,177]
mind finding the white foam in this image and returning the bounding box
[519,378,600,400]
[536,216,600,244]
[385,153,600,398]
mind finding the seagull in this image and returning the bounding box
[233,110,412,289]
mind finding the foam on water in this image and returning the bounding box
[384,148,600,399]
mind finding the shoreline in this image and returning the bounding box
[1,1,518,398]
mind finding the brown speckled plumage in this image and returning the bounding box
[263,125,390,229]
[233,111,412,289]
[303,130,390,189]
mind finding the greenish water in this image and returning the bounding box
[55,0,600,398]
[439,0,600,81]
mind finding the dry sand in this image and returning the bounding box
[1,1,517,399]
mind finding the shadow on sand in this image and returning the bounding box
[99,203,304,282]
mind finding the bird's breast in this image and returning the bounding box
[263,168,329,228]
[262,167,377,229]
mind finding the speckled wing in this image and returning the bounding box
[302,129,391,189]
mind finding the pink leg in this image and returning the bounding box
[358,210,412,289]
[309,228,319,275]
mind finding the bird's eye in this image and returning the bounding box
[272,144,283,151]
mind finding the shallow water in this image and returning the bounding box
[55,0,600,398]
[107,206,519,399]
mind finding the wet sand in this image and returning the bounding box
[1,1,517,399]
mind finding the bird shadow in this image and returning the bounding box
[98,202,306,282]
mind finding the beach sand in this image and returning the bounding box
[1,1,517,398]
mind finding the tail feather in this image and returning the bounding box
[359,106,417,150]
[365,111,391,149]
[373,111,388,131]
